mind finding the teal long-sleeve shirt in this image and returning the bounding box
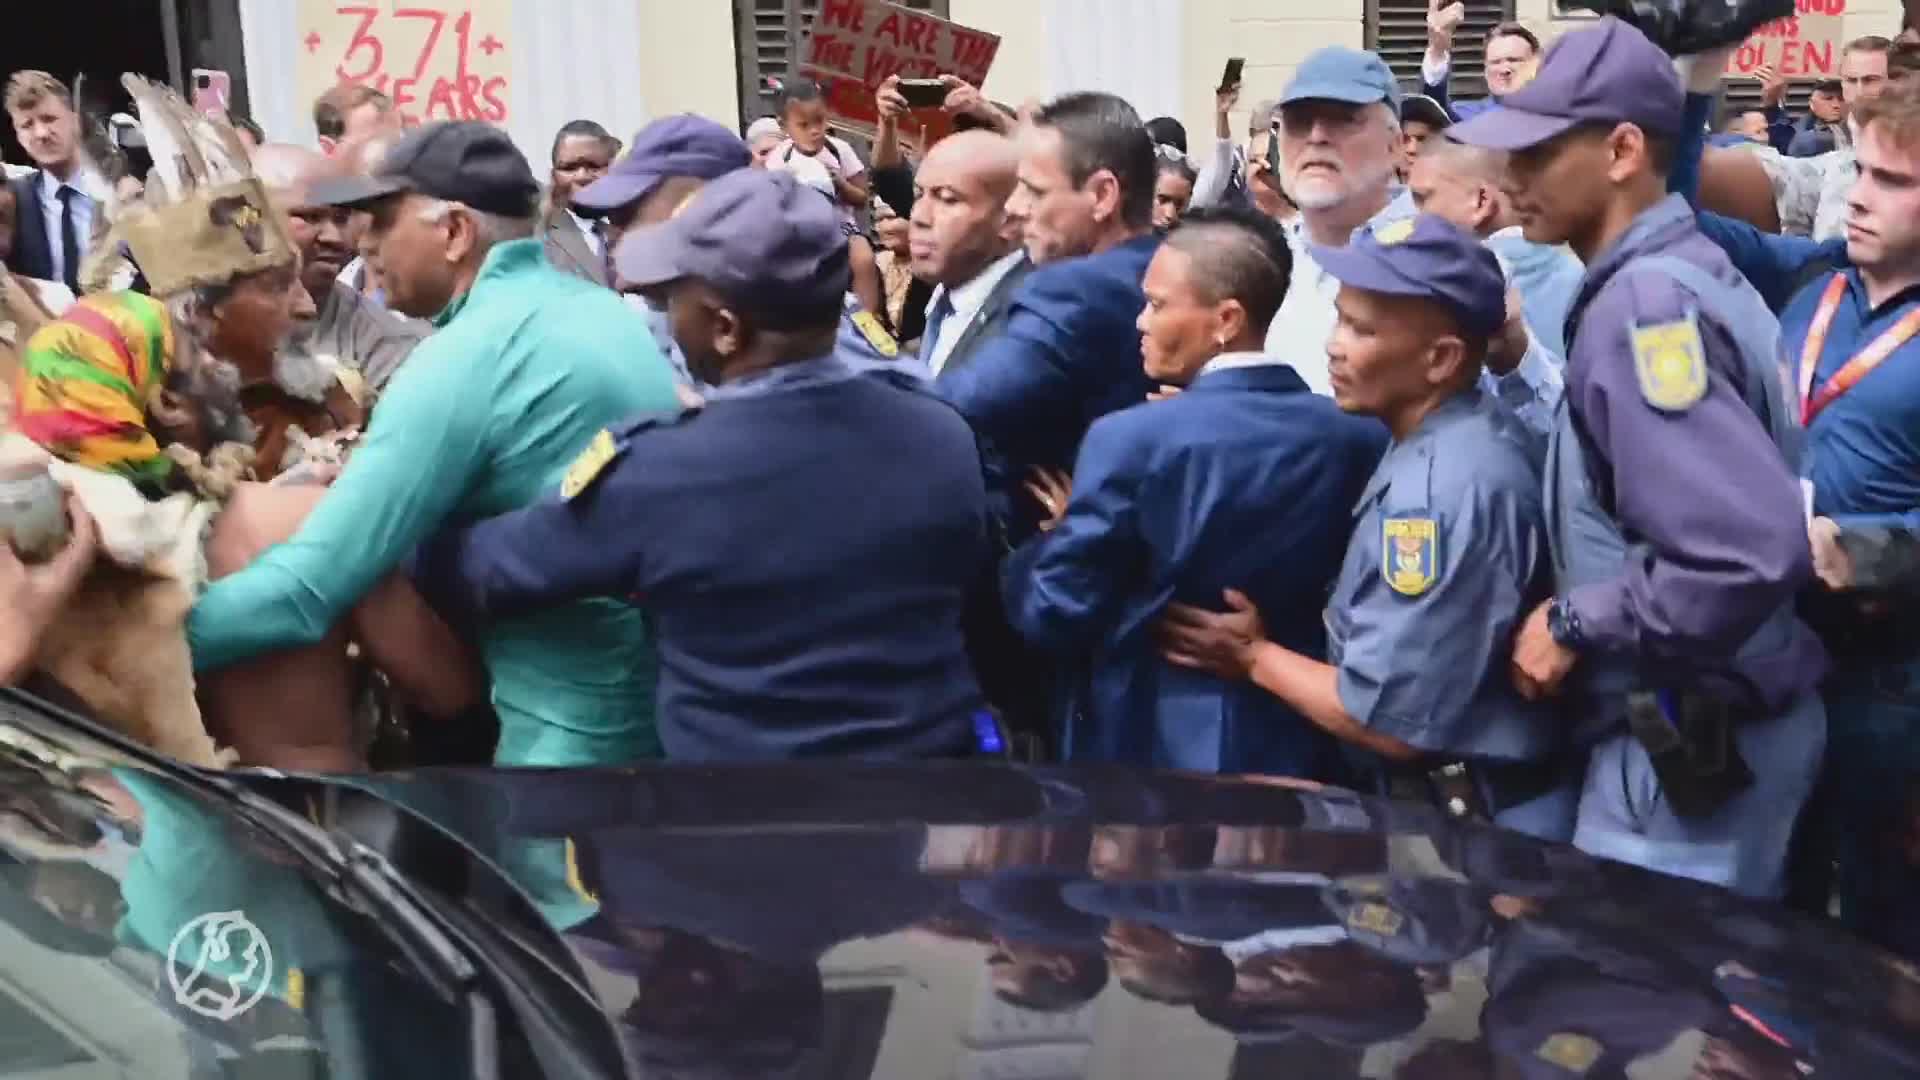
[188,239,681,755]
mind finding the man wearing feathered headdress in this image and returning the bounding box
[3,77,480,771]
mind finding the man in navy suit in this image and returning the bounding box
[4,72,99,294]
[936,91,1163,511]
[1002,208,1386,777]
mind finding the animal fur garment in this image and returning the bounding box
[2,432,250,768]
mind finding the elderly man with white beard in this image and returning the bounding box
[1261,48,1416,395]
[1262,47,1554,421]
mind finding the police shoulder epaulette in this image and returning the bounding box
[851,310,899,358]
[562,406,693,500]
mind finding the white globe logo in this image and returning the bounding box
[165,910,274,1021]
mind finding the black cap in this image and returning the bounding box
[309,121,540,217]
[1813,78,1843,95]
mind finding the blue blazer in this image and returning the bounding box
[1001,363,1387,779]
[937,234,1161,479]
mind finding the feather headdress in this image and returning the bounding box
[82,75,294,298]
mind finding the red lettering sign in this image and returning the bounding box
[301,2,510,129]
[799,0,1001,136]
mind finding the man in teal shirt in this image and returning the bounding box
[189,122,680,770]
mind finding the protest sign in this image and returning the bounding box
[799,0,1002,137]
[1724,0,1848,80]
[296,0,512,127]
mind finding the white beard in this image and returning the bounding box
[272,345,340,403]
[1288,159,1396,215]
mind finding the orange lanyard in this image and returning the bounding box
[1798,272,1920,426]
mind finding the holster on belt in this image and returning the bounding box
[1383,758,1563,824]
[1625,690,1754,819]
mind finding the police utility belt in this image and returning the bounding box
[1381,756,1569,824]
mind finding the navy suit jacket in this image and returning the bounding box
[3,172,55,283]
[937,234,1161,479]
[1000,363,1388,778]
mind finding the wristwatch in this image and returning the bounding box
[1545,597,1585,651]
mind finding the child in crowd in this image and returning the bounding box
[767,80,883,318]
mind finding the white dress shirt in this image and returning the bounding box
[1263,190,1416,396]
[567,209,604,257]
[923,249,1027,376]
[37,167,101,285]
[1196,350,1289,378]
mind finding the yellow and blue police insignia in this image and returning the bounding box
[1373,218,1416,245]
[1346,900,1404,937]
[1534,1032,1601,1074]
[1631,316,1707,412]
[1382,514,1440,597]
[852,310,899,358]
[561,429,621,500]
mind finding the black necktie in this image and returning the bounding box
[922,290,956,369]
[594,220,615,284]
[56,185,80,294]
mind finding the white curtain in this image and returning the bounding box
[1042,0,1184,122]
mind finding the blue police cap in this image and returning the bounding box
[614,169,849,315]
[572,114,752,215]
[1310,213,1506,337]
[1448,16,1682,151]
[1281,47,1402,113]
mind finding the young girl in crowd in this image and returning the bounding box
[767,80,884,319]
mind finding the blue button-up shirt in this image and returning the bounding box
[1783,270,1920,530]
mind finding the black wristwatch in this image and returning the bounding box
[1545,597,1585,651]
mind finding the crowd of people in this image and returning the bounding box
[1,3,1918,970]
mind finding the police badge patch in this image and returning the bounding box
[561,429,621,500]
[1631,317,1707,412]
[1382,514,1440,597]
[1534,1032,1602,1074]
[1346,900,1405,937]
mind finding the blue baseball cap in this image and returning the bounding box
[1281,47,1402,113]
[572,114,752,215]
[1447,17,1682,152]
[1310,214,1506,337]
[614,169,849,316]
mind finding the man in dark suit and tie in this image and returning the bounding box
[936,92,1161,503]
[541,120,622,287]
[910,130,1031,380]
[5,72,99,296]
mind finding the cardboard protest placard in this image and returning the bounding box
[799,0,1002,139]
[1723,0,1848,80]
[297,0,512,128]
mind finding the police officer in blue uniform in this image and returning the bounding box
[414,169,990,761]
[1447,18,1828,899]
[569,114,906,383]
[1158,214,1574,840]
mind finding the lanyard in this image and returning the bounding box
[1797,272,1920,425]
